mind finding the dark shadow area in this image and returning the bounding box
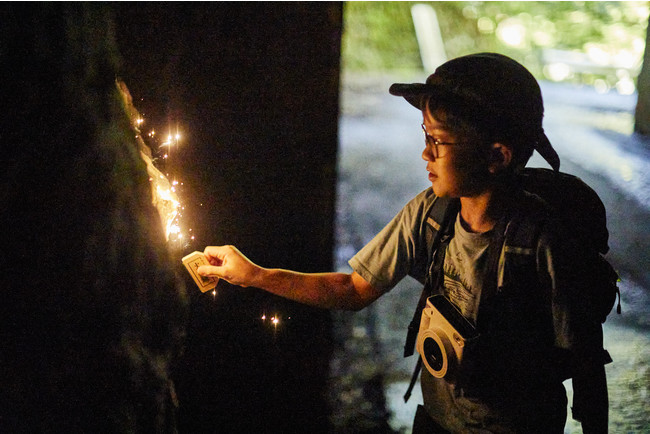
[114,3,342,432]
[1,4,186,432]
[2,3,343,433]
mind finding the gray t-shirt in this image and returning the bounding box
[422,215,504,432]
[442,214,493,323]
[348,188,572,432]
[349,188,437,293]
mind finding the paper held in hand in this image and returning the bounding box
[182,251,219,292]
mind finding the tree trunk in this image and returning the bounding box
[634,15,650,136]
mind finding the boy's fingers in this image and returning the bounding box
[203,246,221,259]
[197,264,221,277]
[204,245,236,260]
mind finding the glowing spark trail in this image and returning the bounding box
[117,80,189,248]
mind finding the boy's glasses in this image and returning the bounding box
[421,123,464,159]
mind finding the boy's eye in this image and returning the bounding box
[421,124,456,146]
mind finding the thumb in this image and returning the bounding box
[197,264,222,278]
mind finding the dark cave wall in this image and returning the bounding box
[115,3,342,432]
[1,4,187,431]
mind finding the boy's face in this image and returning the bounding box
[421,111,488,198]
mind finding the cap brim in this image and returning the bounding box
[389,82,469,111]
[388,83,429,109]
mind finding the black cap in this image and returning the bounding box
[390,52,560,171]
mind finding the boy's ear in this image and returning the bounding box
[488,142,513,173]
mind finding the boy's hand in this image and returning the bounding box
[197,245,261,288]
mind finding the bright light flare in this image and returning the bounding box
[154,184,181,241]
[497,18,527,48]
[118,80,192,251]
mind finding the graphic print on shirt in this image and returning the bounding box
[441,216,493,325]
[442,262,480,322]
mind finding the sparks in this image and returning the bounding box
[117,81,198,255]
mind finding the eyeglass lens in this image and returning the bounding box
[422,124,441,158]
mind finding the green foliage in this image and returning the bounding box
[342,1,649,79]
[342,2,421,71]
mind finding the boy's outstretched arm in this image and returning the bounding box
[197,245,382,311]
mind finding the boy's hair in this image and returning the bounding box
[390,52,560,172]
[423,97,534,171]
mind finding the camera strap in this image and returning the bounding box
[403,197,510,403]
[404,197,458,358]
[403,235,454,403]
[403,197,458,402]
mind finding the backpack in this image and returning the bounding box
[403,167,621,402]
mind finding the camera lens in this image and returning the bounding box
[423,337,444,372]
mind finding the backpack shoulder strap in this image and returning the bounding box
[496,192,548,291]
[423,195,455,265]
[404,196,458,358]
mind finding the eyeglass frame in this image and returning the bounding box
[421,123,465,159]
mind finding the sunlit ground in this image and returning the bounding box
[567,322,650,433]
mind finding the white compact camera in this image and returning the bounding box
[416,295,478,379]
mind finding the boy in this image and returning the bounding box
[198,53,608,433]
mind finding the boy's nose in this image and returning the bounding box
[422,146,434,162]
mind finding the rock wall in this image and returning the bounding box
[1,4,187,432]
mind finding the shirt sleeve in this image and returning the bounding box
[348,188,437,294]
